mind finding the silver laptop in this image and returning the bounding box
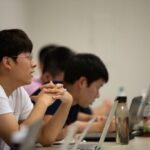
[84,96,144,142]
[79,101,117,150]
[20,119,43,150]
[37,118,96,150]
[45,102,116,150]
[83,86,150,143]
[51,92,123,150]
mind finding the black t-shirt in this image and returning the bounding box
[45,99,80,125]
[79,106,93,115]
[31,81,92,125]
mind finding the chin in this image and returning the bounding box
[81,104,89,108]
[25,80,32,85]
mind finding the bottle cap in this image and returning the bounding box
[116,96,127,103]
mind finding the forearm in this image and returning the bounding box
[77,112,93,121]
[38,102,72,146]
[22,101,48,126]
[56,127,68,141]
[76,121,104,133]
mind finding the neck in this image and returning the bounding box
[0,77,19,96]
[64,82,78,106]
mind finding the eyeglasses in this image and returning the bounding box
[11,54,33,61]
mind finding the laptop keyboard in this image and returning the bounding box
[77,143,101,150]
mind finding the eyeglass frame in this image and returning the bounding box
[10,53,33,61]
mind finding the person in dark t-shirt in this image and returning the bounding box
[32,53,115,138]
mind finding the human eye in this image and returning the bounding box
[26,54,33,60]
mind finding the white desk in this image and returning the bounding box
[36,137,150,150]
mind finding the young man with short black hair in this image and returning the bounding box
[0,29,73,150]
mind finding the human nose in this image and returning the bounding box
[31,59,37,68]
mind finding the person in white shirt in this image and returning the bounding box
[0,29,73,150]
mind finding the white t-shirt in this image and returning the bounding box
[0,85,33,150]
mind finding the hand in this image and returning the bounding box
[45,82,73,104]
[53,88,73,104]
[94,115,107,122]
[34,81,67,106]
[33,81,73,106]
[96,116,115,132]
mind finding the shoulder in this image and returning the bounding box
[11,87,32,107]
[12,87,29,97]
[11,87,33,120]
[0,86,12,114]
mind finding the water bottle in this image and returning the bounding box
[143,101,150,136]
[115,94,129,144]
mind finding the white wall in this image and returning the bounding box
[0,0,150,107]
[0,0,32,36]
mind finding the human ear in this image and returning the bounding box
[42,72,52,83]
[2,57,12,70]
[78,76,87,88]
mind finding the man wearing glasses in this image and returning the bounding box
[0,29,73,150]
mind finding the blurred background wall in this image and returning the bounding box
[0,0,150,107]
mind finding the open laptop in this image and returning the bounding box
[19,120,43,150]
[83,96,141,142]
[76,100,118,150]
[60,100,119,150]
[49,101,118,150]
[56,118,96,150]
[84,86,150,142]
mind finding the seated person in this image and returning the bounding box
[77,99,112,121]
[0,29,73,150]
[38,44,58,72]
[29,47,112,122]
[33,53,115,138]
[24,44,58,95]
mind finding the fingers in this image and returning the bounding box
[41,82,65,97]
[96,115,116,132]
[41,81,64,90]
[41,81,55,89]
[52,89,67,99]
[39,81,73,104]
[31,95,37,101]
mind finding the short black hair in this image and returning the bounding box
[64,53,109,86]
[43,46,75,77]
[38,44,58,65]
[0,29,33,61]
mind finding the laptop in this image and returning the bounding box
[60,123,78,150]
[42,94,118,150]
[49,111,108,150]
[84,86,150,142]
[77,100,118,150]
[62,100,119,150]
[55,118,96,150]
[19,120,43,150]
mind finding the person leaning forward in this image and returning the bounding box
[0,29,73,150]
